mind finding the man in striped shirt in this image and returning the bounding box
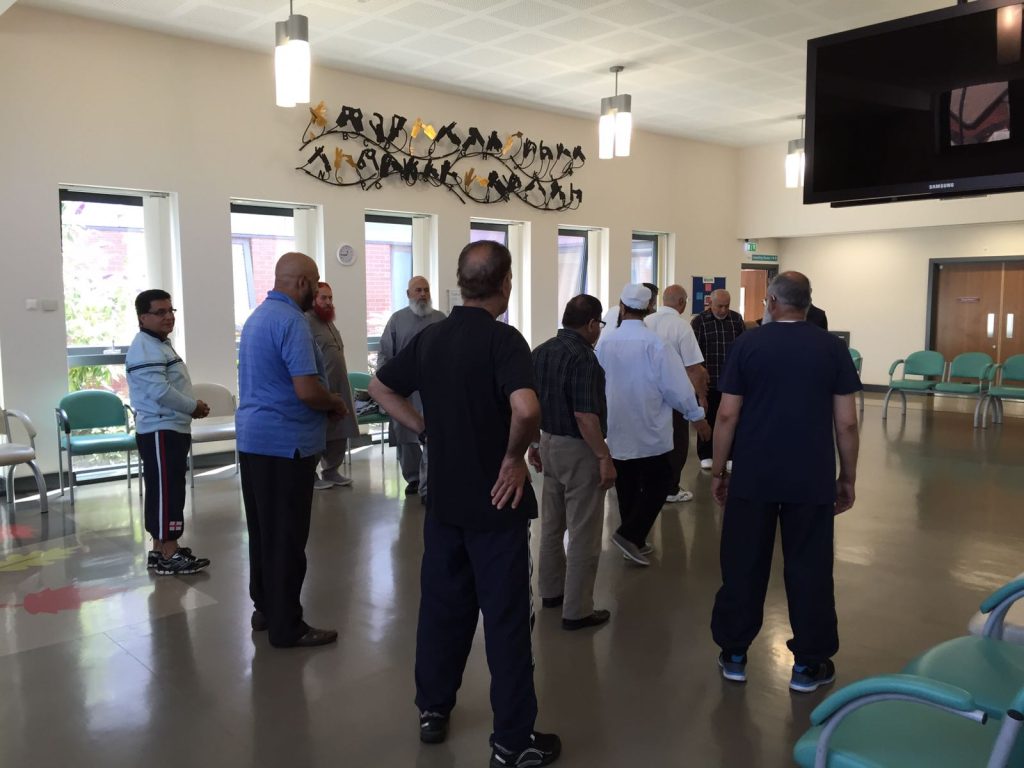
[126,289,211,575]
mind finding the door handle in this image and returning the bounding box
[988,313,996,338]
[1009,313,1016,340]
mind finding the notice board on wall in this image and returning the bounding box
[692,276,726,314]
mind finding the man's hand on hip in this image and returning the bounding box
[492,455,529,510]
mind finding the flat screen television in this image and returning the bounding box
[805,0,1024,206]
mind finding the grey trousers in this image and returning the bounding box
[396,442,429,494]
[320,439,348,474]
[537,433,606,621]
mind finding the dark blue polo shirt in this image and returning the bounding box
[718,321,861,504]
[376,305,538,530]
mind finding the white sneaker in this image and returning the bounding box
[700,459,713,470]
[665,490,694,503]
[321,469,353,487]
[726,460,733,472]
[313,478,334,491]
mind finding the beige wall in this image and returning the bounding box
[736,142,1024,385]
[0,6,740,472]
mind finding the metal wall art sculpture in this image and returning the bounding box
[297,101,585,211]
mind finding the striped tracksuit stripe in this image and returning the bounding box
[137,430,190,542]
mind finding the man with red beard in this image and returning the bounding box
[307,282,359,489]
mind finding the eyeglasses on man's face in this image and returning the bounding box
[146,308,177,318]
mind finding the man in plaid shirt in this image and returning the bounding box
[691,290,746,469]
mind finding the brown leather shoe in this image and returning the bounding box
[291,627,338,647]
[251,610,268,631]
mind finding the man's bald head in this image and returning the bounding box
[457,241,512,301]
[274,252,320,311]
[710,289,732,320]
[662,284,688,314]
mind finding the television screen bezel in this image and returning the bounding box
[804,0,1024,207]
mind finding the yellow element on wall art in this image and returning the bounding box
[502,132,523,156]
[411,117,437,140]
[310,100,328,128]
[334,147,356,170]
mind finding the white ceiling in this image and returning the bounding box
[21,0,950,146]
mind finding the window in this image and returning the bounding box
[365,214,414,371]
[230,203,296,345]
[60,189,149,399]
[557,229,588,323]
[631,233,658,286]
[470,221,511,324]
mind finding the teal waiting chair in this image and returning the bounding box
[187,383,237,487]
[55,390,138,505]
[1,406,48,513]
[901,578,1024,720]
[849,348,864,412]
[882,350,945,420]
[933,352,993,428]
[981,354,1024,428]
[793,674,1024,768]
[348,372,388,459]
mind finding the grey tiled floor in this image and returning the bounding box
[0,401,1021,767]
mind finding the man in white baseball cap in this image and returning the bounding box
[595,284,711,566]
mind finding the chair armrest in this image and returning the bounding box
[55,408,70,435]
[980,578,1024,638]
[124,404,136,430]
[807,675,987,768]
[888,359,904,382]
[810,674,980,726]
[3,408,38,446]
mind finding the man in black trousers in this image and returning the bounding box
[709,272,860,693]
[236,252,348,649]
[370,240,561,768]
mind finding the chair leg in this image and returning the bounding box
[899,390,907,417]
[857,390,864,414]
[994,397,1004,424]
[57,441,65,497]
[68,451,75,506]
[3,467,13,505]
[138,450,143,497]
[189,445,195,488]
[27,460,48,514]
[974,395,985,429]
[234,445,240,476]
[127,450,132,493]
[882,388,894,420]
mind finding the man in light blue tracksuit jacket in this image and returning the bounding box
[126,289,211,575]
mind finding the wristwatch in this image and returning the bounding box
[712,467,729,479]
[529,441,541,450]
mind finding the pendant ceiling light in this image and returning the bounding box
[785,114,806,189]
[275,0,311,108]
[599,65,632,160]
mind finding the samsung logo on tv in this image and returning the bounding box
[929,182,956,190]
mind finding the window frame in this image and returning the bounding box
[631,232,659,287]
[365,213,415,363]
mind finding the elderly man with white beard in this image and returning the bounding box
[379,276,446,498]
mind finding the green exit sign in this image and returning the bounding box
[743,241,757,252]
[751,253,778,263]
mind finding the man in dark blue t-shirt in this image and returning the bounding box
[709,271,860,695]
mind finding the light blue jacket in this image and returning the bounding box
[126,330,197,434]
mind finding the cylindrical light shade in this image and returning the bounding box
[599,96,615,159]
[275,14,311,108]
[785,137,805,189]
[997,4,1023,65]
[614,110,632,157]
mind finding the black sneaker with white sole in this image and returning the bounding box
[789,659,836,693]
[148,546,192,569]
[154,549,210,575]
[419,711,449,744]
[490,731,561,767]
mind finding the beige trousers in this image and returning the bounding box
[538,433,607,620]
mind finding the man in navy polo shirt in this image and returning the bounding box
[370,241,561,768]
[709,271,860,693]
[237,252,349,649]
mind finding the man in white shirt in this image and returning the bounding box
[596,284,712,566]
[602,282,658,329]
[645,285,709,503]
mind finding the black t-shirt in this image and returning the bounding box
[375,305,538,530]
[717,321,861,504]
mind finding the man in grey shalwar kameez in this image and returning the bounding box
[378,276,446,497]
[307,282,359,489]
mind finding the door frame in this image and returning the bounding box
[926,256,1024,351]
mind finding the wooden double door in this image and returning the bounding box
[932,260,1024,363]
